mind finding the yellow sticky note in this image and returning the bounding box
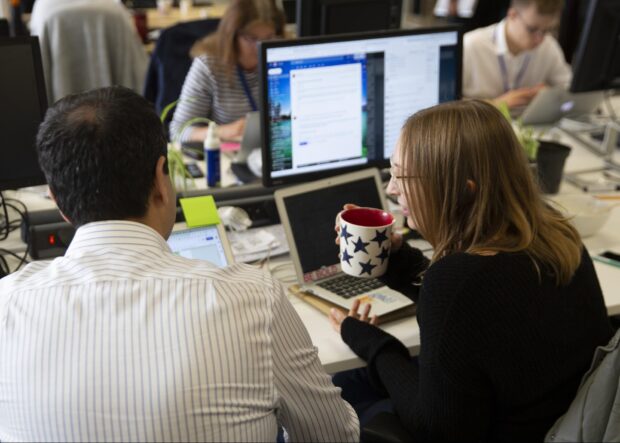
[179,195,220,227]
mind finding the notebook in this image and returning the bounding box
[231,111,261,183]
[274,168,414,317]
[167,223,235,267]
[520,87,604,126]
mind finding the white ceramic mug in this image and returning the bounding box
[339,207,394,278]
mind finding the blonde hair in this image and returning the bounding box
[190,0,285,74]
[399,100,581,285]
[511,0,564,15]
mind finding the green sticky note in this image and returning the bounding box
[179,195,220,227]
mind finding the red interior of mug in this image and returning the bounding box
[341,207,394,227]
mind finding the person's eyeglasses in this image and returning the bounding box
[515,10,557,37]
[240,33,277,47]
[389,165,422,181]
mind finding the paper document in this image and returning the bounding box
[433,0,477,17]
[228,224,290,263]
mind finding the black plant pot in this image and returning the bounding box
[535,140,572,194]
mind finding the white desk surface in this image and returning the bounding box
[2,124,620,374]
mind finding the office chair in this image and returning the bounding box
[143,18,220,126]
[361,412,413,443]
[30,1,149,103]
[0,18,9,37]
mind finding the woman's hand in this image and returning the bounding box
[218,117,246,142]
[334,203,359,246]
[328,299,378,334]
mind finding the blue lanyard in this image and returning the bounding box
[493,25,531,93]
[236,66,258,112]
[497,54,531,93]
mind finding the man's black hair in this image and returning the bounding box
[37,86,168,226]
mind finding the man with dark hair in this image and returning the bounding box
[462,0,571,109]
[0,86,359,442]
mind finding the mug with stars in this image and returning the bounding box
[339,207,395,279]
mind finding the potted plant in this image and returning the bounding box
[160,100,213,192]
[497,102,570,194]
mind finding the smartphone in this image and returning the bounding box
[181,142,204,160]
[593,251,620,268]
[184,163,204,178]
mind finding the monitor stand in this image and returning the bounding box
[231,162,260,184]
[563,121,620,192]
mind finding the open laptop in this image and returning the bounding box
[231,111,261,183]
[167,223,235,267]
[520,87,604,126]
[274,168,414,316]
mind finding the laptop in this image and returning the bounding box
[520,87,604,126]
[231,111,261,183]
[167,223,235,267]
[274,168,414,316]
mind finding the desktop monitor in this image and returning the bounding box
[259,27,462,187]
[296,0,403,37]
[570,0,620,93]
[0,37,48,191]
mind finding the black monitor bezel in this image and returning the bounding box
[0,36,48,191]
[258,26,463,188]
[569,0,620,93]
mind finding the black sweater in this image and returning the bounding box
[341,244,613,442]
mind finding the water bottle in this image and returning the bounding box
[204,121,221,187]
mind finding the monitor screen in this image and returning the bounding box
[0,37,48,191]
[297,0,402,37]
[570,0,620,93]
[259,28,461,187]
[167,225,231,267]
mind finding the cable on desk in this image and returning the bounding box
[268,262,297,285]
[603,91,618,122]
[0,194,31,274]
[0,191,9,241]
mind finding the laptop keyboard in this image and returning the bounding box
[317,275,384,299]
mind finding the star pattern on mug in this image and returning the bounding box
[341,249,353,266]
[376,247,390,264]
[340,224,353,245]
[353,237,369,254]
[359,259,376,276]
[370,229,388,247]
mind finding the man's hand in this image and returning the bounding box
[494,84,546,109]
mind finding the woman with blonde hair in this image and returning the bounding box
[170,0,285,142]
[329,100,613,441]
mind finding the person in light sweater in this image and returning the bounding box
[462,0,571,110]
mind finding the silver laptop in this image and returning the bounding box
[520,87,604,125]
[231,111,261,183]
[274,168,413,316]
[167,223,235,267]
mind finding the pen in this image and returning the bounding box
[592,255,620,269]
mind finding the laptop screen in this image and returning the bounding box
[281,175,383,281]
[167,225,231,267]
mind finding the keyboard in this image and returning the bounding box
[317,274,384,299]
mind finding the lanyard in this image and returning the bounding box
[493,24,531,93]
[236,66,258,112]
[497,54,531,93]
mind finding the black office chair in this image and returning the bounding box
[143,18,220,127]
[0,18,9,38]
[361,412,413,443]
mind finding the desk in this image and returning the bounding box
[146,3,227,30]
[288,124,620,373]
[2,125,620,373]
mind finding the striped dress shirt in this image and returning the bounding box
[0,221,359,442]
[169,54,258,142]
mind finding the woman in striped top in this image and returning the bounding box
[169,0,285,142]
